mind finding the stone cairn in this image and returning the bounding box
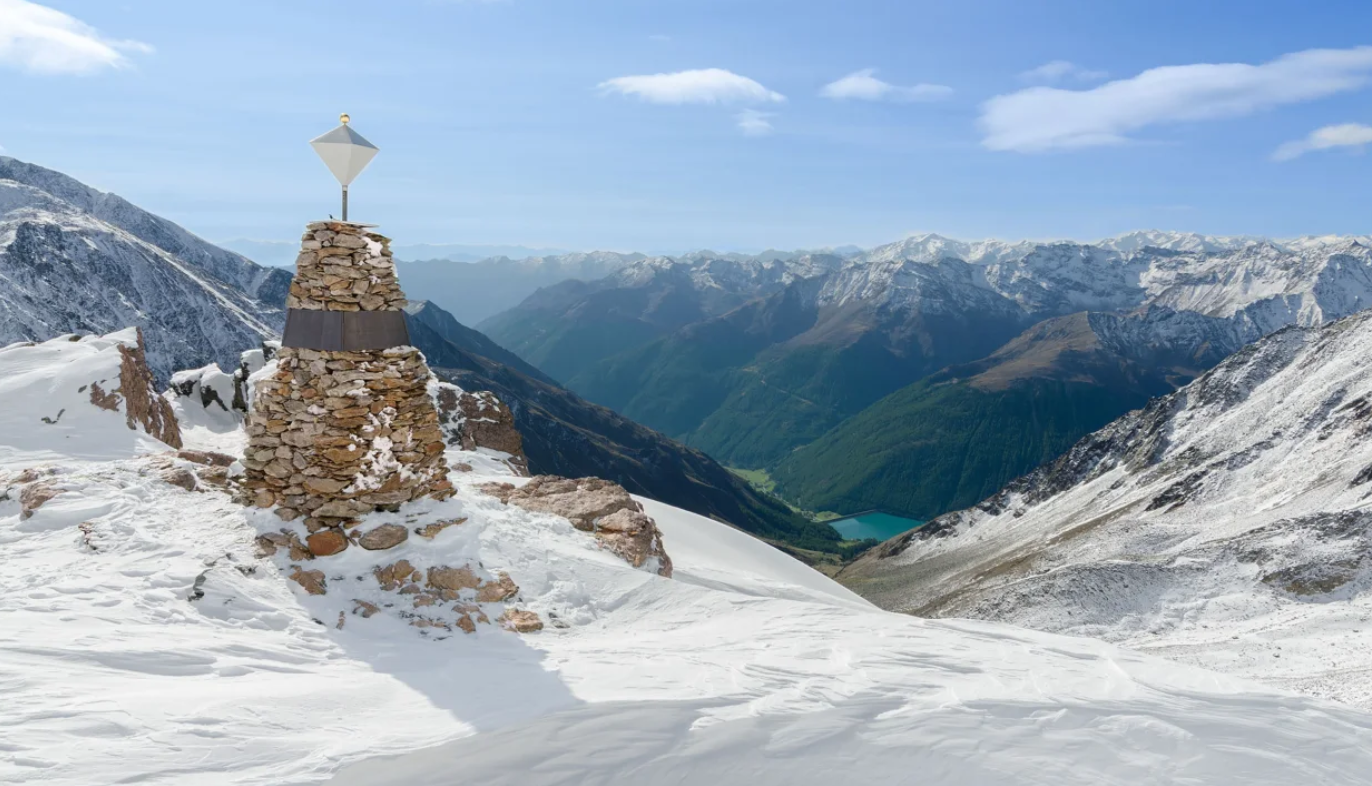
[240,221,453,535]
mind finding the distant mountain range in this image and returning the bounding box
[481,229,1372,522]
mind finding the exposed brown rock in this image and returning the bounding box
[257,531,314,561]
[481,475,672,577]
[434,384,528,475]
[415,517,466,539]
[306,529,348,557]
[88,382,120,412]
[476,572,519,603]
[358,523,408,551]
[479,476,624,530]
[117,330,182,448]
[177,449,236,467]
[374,559,422,591]
[195,466,231,488]
[352,599,381,618]
[19,483,61,520]
[289,566,327,595]
[427,565,481,591]
[498,609,543,633]
[594,508,673,574]
[159,467,198,492]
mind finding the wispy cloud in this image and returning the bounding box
[736,109,775,137]
[820,69,952,102]
[981,47,1372,153]
[1273,122,1372,161]
[598,68,785,104]
[0,0,152,75]
[1018,60,1108,84]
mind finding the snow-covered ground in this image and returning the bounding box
[6,337,1372,784]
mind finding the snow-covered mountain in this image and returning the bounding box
[609,251,845,294]
[0,158,289,379]
[839,233,1372,327]
[842,309,1372,710]
[5,335,1372,785]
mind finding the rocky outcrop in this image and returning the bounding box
[481,476,672,577]
[19,481,61,520]
[116,330,183,448]
[434,382,528,475]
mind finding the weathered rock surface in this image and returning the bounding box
[289,566,327,595]
[481,476,672,577]
[434,383,528,475]
[19,482,61,520]
[498,609,544,633]
[305,529,348,557]
[358,523,408,551]
[415,517,465,539]
[117,330,182,448]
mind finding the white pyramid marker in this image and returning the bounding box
[310,113,378,221]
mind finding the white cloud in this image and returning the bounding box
[598,68,784,105]
[981,46,1372,153]
[1272,122,1372,161]
[820,69,952,102]
[0,0,151,75]
[736,109,775,137]
[1018,60,1108,84]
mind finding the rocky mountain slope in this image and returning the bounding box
[479,252,844,383]
[531,231,1372,513]
[771,306,1258,518]
[0,157,289,380]
[841,310,1372,709]
[402,303,841,553]
[5,335,1372,785]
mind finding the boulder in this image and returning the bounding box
[159,467,198,492]
[498,609,543,633]
[476,572,519,603]
[289,566,327,595]
[427,565,481,591]
[19,483,61,520]
[481,476,672,577]
[305,529,348,557]
[358,523,408,551]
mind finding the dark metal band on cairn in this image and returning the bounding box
[281,308,410,352]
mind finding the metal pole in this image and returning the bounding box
[342,185,349,222]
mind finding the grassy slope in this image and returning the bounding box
[770,377,1151,521]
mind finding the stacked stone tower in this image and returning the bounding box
[240,221,453,533]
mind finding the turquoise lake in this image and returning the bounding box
[825,512,924,542]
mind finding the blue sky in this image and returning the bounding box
[3,0,1372,254]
